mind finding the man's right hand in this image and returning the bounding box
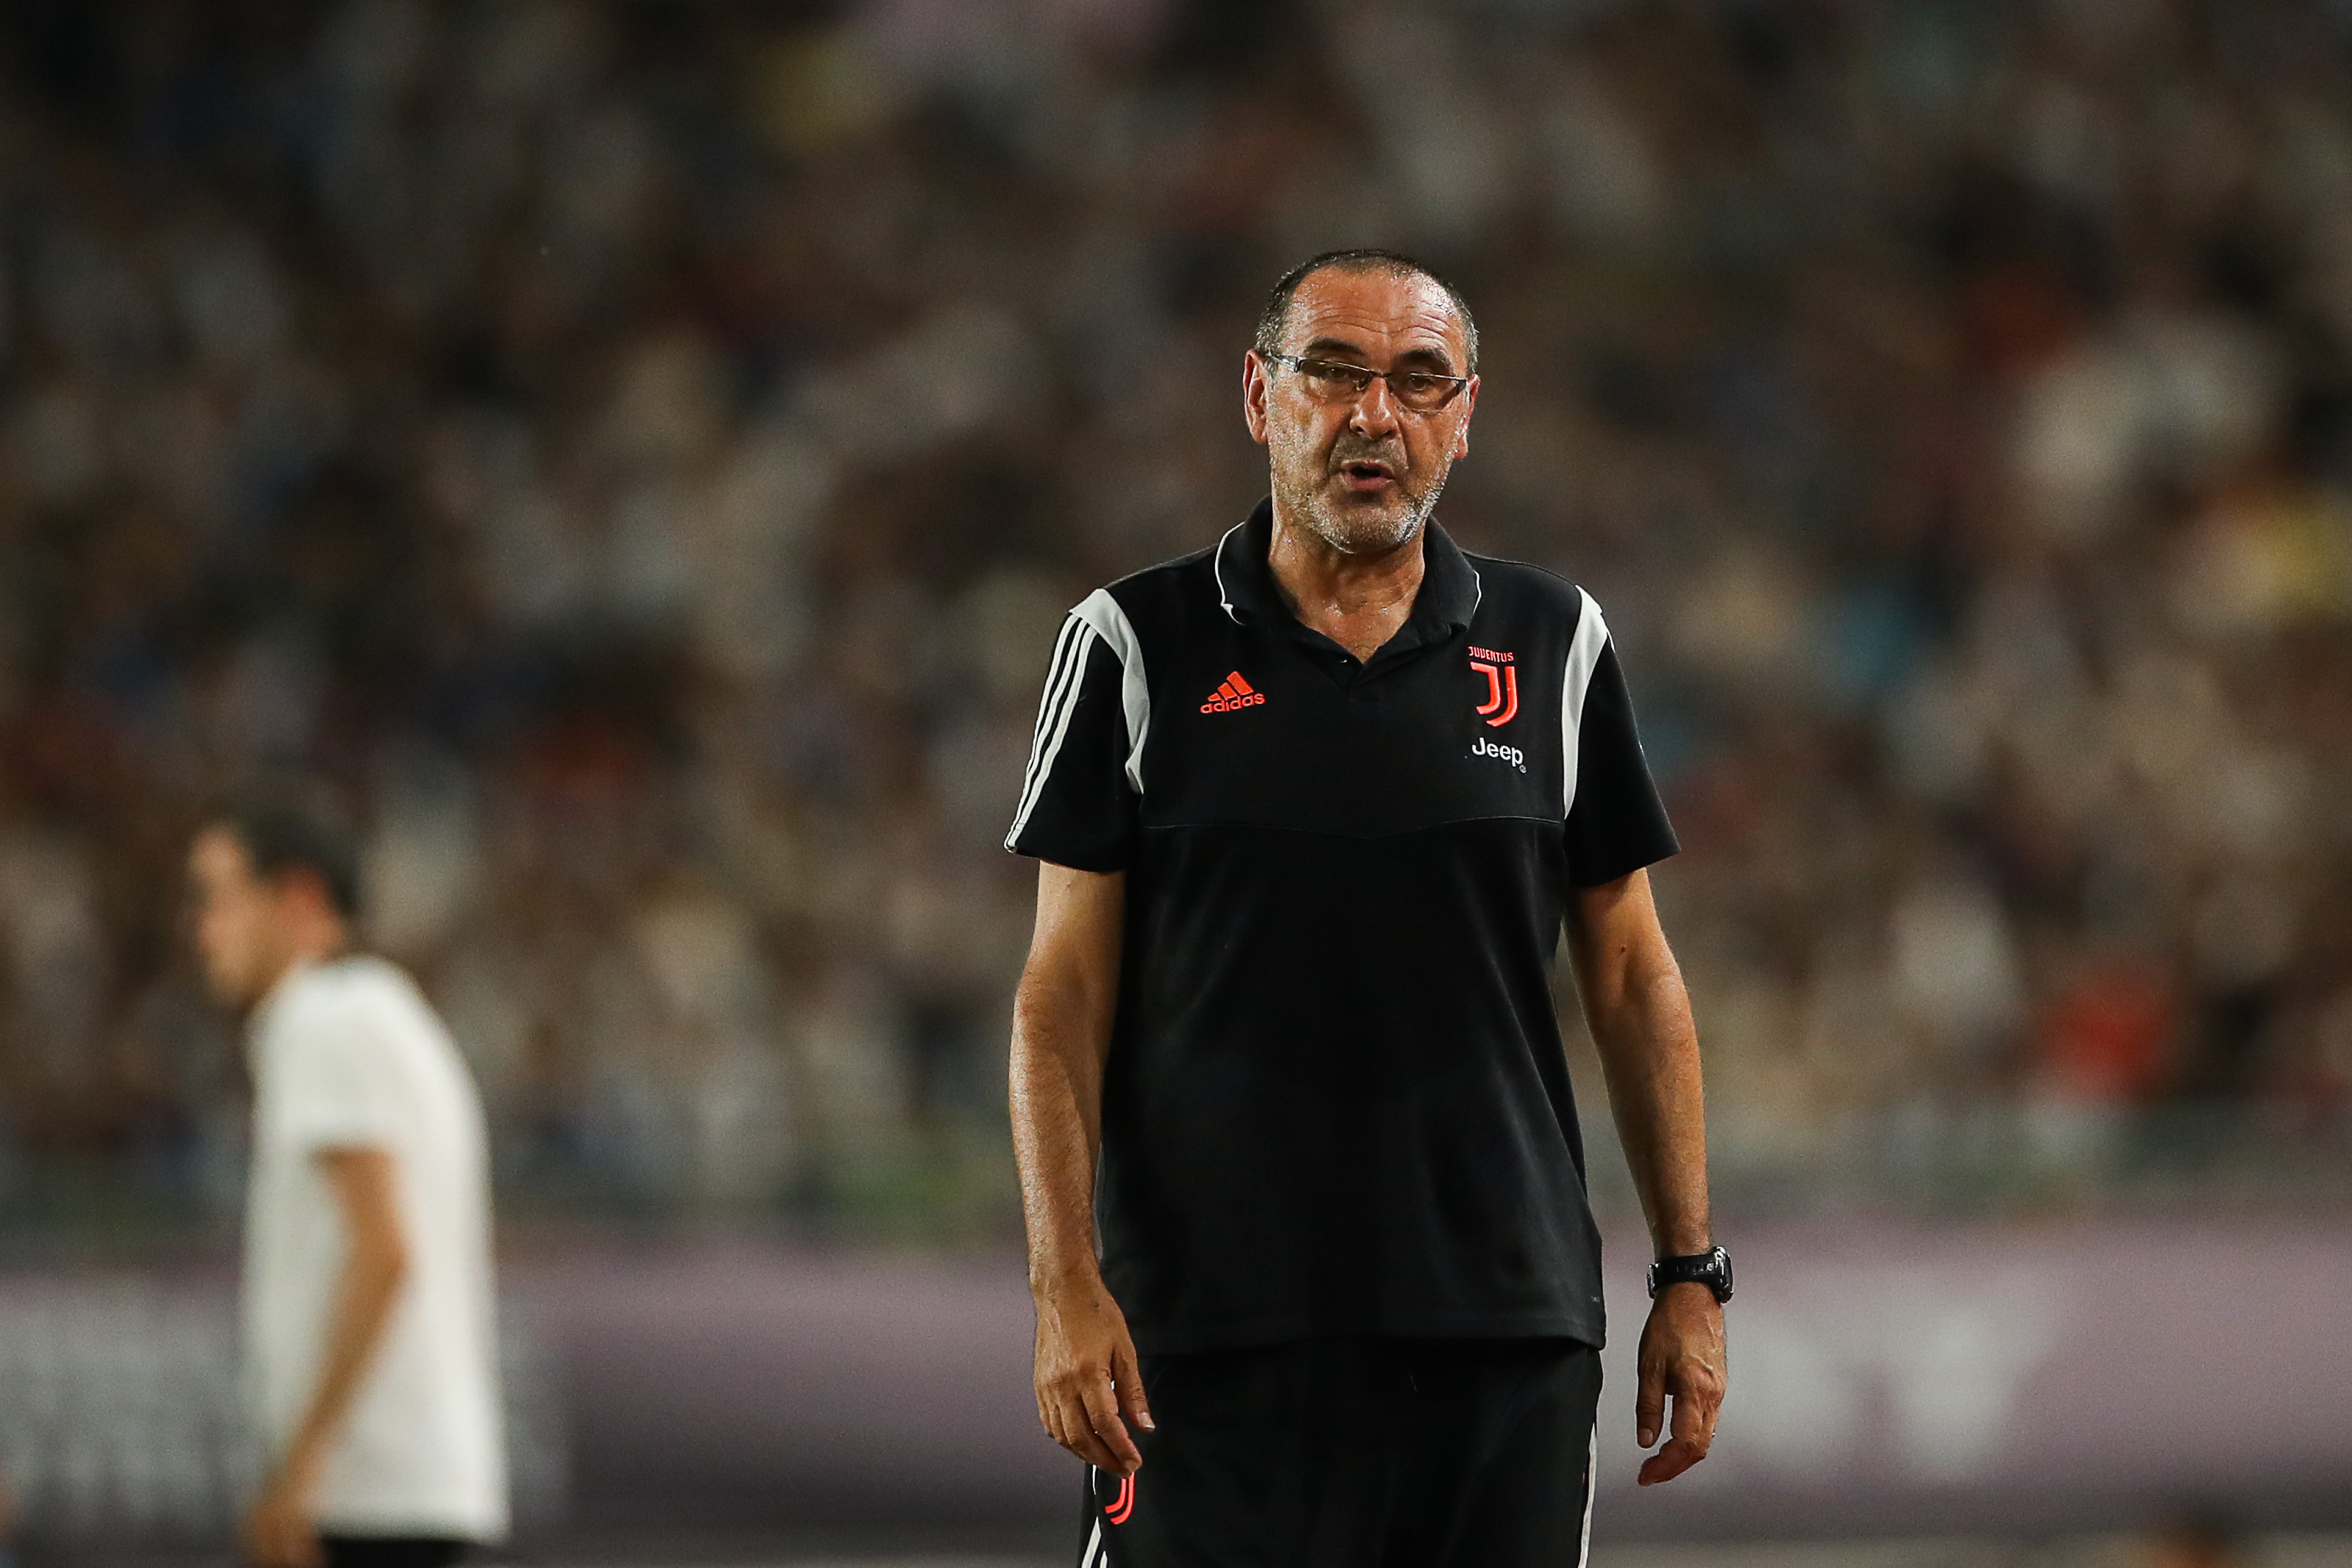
[1033,1273,1154,1475]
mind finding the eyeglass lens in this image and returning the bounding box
[1291,359,1461,411]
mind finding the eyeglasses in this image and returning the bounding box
[1263,352,1471,413]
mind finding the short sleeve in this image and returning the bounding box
[270,996,401,1151]
[1566,635,1679,888]
[1005,602,1142,871]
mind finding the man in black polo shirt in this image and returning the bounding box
[1006,249,1727,1567]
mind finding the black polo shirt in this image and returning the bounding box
[1006,500,1677,1353]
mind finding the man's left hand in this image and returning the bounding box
[1633,1281,1726,1486]
[242,1454,323,1568]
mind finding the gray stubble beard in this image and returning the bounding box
[1275,452,1455,558]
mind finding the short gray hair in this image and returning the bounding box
[1252,248,1479,374]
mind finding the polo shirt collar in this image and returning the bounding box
[1213,497,1482,638]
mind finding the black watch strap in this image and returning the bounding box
[1647,1245,1732,1303]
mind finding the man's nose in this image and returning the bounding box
[1347,373,1402,434]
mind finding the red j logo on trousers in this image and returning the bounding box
[1103,1472,1136,1524]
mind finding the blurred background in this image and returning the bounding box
[0,0,2350,1563]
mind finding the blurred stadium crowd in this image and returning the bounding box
[1,0,2350,1234]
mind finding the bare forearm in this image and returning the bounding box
[1011,864,1150,1472]
[1009,863,1125,1299]
[288,1235,406,1471]
[1569,874,1727,1484]
[1571,871,1712,1258]
[1591,960,1710,1256]
[284,1149,410,1481]
[1011,985,1108,1292]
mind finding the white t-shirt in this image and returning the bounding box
[242,955,508,1540]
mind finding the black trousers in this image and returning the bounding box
[318,1536,470,1568]
[1074,1337,1603,1568]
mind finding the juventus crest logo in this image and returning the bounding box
[1469,647,1518,727]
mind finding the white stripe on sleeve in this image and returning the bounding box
[1004,589,1153,850]
[1005,613,1100,848]
[1560,587,1611,819]
[1070,588,1151,794]
[1026,611,1087,758]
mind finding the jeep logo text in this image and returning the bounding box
[1472,736,1525,772]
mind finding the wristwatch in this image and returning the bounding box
[1647,1245,1733,1303]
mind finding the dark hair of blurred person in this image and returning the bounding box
[218,793,365,918]
[190,791,362,1012]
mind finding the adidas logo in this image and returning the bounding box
[1200,671,1266,713]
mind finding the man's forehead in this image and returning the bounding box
[1284,269,1468,359]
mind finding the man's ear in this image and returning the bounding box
[1241,350,1272,446]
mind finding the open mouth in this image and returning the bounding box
[1339,460,1396,491]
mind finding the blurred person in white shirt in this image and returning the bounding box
[188,792,506,1568]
